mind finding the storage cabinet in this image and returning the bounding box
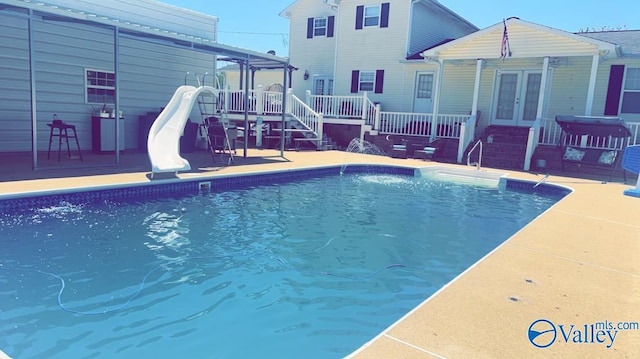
[92,116,125,153]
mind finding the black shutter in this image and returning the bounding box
[327,16,335,37]
[355,5,364,30]
[604,65,625,116]
[380,3,390,28]
[351,71,360,93]
[374,70,384,94]
[307,17,314,39]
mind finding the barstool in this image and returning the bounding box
[47,119,83,161]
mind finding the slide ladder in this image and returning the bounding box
[197,73,235,164]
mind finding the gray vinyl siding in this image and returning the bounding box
[408,2,475,55]
[30,19,114,152]
[0,12,214,152]
[119,37,215,149]
[544,56,592,119]
[0,11,31,151]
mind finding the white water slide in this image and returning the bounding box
[147,85,219,176]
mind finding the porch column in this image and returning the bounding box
[523,56,551,171]
[429,59,443,142]
[585,54,600,116]
[457,58,483,163]
[471,59,483,116]
[535,57,550,120]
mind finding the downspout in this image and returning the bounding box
[331,4,340,98]
[28,9,38,169]
[585,53,600,116]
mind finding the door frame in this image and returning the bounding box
[491,69,543,127]
[413,71,435,113]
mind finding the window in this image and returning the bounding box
[621,67,640,114]
[359,71,375,91]
[86,69,115,104]
[355,3,389,29]
[314,18,327,36]
[363,6,380,27]
[351,70,384,93]
[307,16,334,38]
[416,74,433,99]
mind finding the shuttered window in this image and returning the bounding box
[355,3,390,30]
[350,70,385,93]
[621,67,640,114]
[307,16,335,38]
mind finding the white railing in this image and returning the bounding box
[307,91,366,120]
[377,112,468,139]
[288,89,323,140]
[219,87,284,116]
[539,118,640,149]
[377,112,432,136]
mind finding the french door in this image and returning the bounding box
[492,70,542,126]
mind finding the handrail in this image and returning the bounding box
[467,139,483,170]
[533,174,550,188]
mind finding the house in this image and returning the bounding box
[279,1,640,172]
[416,17,640,169]
[0,0,288,168]
[280,0,477,111]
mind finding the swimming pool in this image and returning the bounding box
[0,167,567,358]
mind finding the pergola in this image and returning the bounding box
[1,0,293,169]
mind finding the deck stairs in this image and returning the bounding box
[466,125,529,170]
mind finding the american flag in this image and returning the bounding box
[501,18,511,59]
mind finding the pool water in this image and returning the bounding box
[0,173,561,358]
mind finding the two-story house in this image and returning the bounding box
[280,0,477,113]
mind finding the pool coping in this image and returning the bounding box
[0,151,638,358]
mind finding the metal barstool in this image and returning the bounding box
[47,119,83,161]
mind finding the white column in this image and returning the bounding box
[429,59,443,142]
[585,54,600,116]
[535,57,550,120]
[256,84,264,115]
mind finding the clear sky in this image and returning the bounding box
[162,0,638,56]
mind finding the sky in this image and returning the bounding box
[162,0,639,56]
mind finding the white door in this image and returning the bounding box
[413,72,434,113]
[492,70,542,126]
[312,75,333,114]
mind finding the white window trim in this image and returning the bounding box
[313,17,327,37]
[359,70,375,92]
[363,5,380,27]
[621,67,640,114]
[85,68,116,104]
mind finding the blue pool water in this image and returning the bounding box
[0,172,563,358]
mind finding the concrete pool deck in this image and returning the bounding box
[1,149,638,358]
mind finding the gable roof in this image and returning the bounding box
[421,17,619,60]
